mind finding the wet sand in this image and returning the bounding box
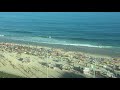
[0,42,120,78]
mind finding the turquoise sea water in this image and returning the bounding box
[0,12,120,57]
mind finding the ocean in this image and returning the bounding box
[0,12,120,57]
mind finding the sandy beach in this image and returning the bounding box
[0,42,120,78]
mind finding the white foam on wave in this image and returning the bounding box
[37,42,113,48]
[6,36,113,49]
[0,35,4,37]
[63,43,113,48]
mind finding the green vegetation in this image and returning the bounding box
[0,71,24,78]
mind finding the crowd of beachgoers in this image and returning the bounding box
[0,42,120,78]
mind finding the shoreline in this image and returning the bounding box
[0,37,120,58]
[0,42,114,58]
[0,42,120,78]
